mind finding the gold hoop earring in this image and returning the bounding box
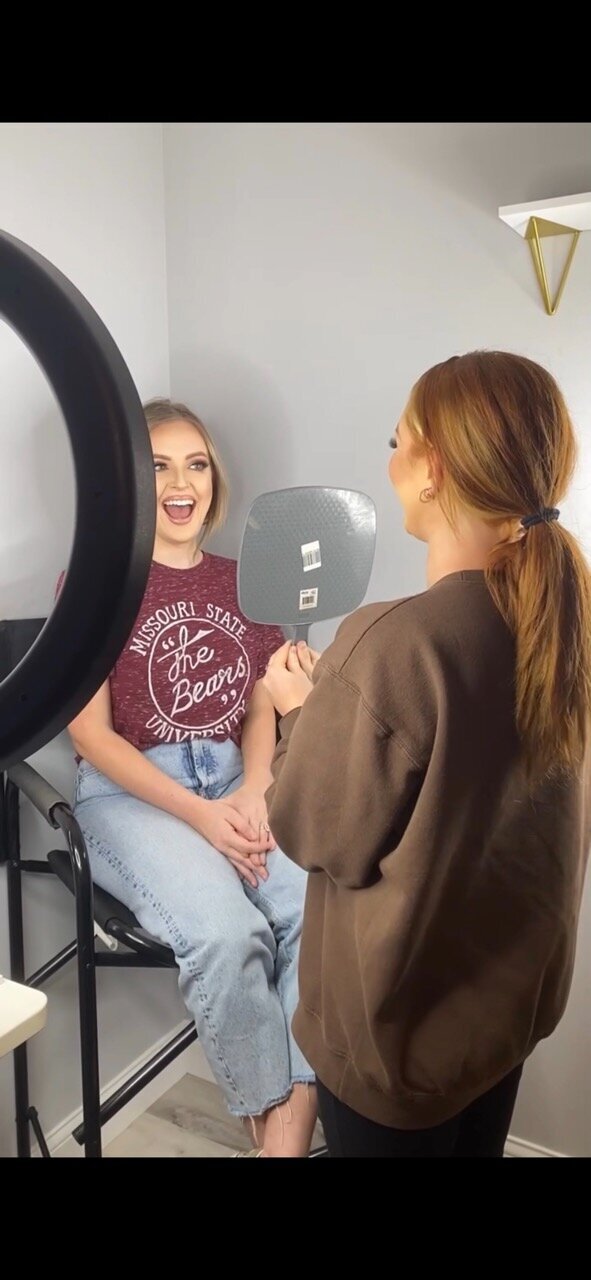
[419,487,435,504]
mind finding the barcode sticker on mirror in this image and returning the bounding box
[299,587,318,611]
[301,540,321,572]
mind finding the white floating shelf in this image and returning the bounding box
[499,192,591,237]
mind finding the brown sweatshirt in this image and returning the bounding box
[266,570,591,1129]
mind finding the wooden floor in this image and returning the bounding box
[104,1074,325,1158]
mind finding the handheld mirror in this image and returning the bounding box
[238,486,377,642]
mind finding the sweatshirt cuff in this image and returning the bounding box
[278,707,302,739]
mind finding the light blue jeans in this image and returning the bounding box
[73,738,314,1118]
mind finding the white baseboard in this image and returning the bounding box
[504,1133,565,1157]
[33,1024,214,1157]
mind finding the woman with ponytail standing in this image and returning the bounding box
[262,351,591,1157]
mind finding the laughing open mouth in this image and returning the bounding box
[162,498,196,525]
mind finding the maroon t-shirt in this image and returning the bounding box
[59,554,285,751]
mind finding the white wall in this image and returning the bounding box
[0,122,187,1156]
[162,121,591,1156]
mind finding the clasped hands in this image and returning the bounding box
[194,642,319,887]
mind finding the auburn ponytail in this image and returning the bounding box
[487,521,591,777]
[406,350,591,779]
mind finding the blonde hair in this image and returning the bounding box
[143,397,229,543]
[406,350,591,779]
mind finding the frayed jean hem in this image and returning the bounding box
[228,1074,316,1118]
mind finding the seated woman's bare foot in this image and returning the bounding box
[262,1083,318,1157]
[241,1113,266,1149]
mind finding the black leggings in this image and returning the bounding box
[316,1065,523,1157]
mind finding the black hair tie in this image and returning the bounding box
[521,507,560,529]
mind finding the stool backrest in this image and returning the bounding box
[0,617,46,681]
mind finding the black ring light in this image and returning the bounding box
[0,229,156,769]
